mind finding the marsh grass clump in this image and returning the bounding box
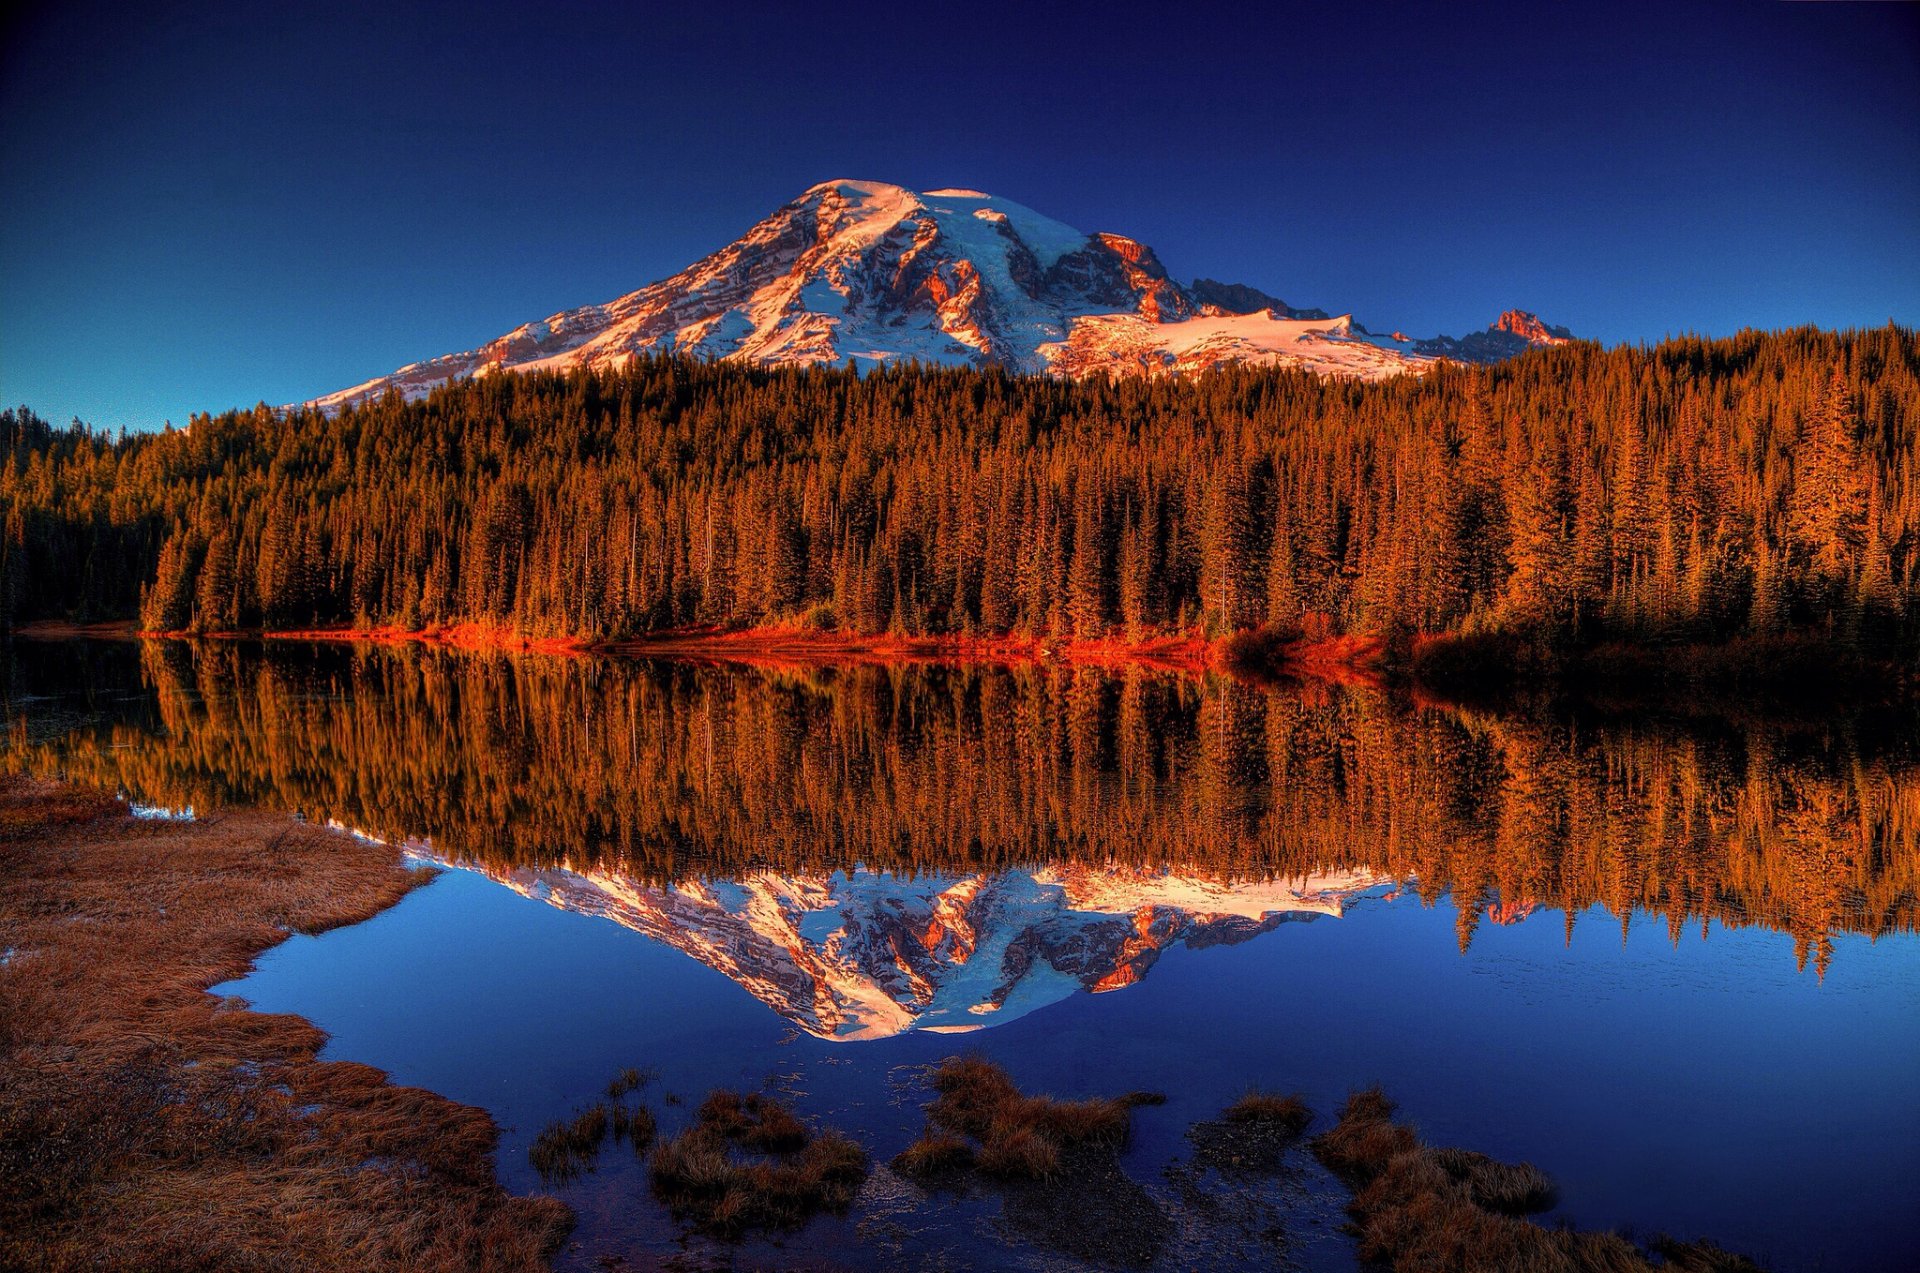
[647,1089,868,1237]
[530,1067,661,1182]
[1429,1146,1557,1215]
[1189,1089,1317,1177]
[890,1128,975,1181]
[976,1123,1062,1179]
[907,1056,1174,1266]
[606,1066,655,1099]
[529,1103,613,1184]
[1652,1237,1769,1272]
[610,1102,657,1154]
[924,1056,1133,1180]
[1222,1090,1313,1135]
[1310,1086,1767,1273]
[1310,1086,1416,1180]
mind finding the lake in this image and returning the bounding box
[4,638,1916,1271]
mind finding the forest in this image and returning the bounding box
[1,325,1915,678]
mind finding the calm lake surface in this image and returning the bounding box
[6,638,1918,1271]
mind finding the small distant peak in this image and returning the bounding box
[1493,309,1573,343]
[923,187,992,199]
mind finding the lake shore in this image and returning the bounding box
[0,776,571,1272]
[14,619,1907,707]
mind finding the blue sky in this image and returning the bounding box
[3,0,1916,430]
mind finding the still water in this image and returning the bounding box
[5,639,1917,1270]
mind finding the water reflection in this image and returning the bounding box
[429,853,1392,1039]
[5,637,1918,990]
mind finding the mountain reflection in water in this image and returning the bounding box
[5,637,1918,986]
[425,852,1393,1039]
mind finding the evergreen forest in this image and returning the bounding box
[2,325,1915,678]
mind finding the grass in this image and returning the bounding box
[1222,1089,1313,1134]
[923,1055,1133,1179]
[529,1104,612,1184]
[0,776,572,1272]
[1310,1086,1766,1273]
[890,1128,975,1181]
[1188,1089,1317,1177]
[530,1067,661,1183]
[611,1101,657,1153]
[910,1056,1174,1265]
[647,1089,868,1236]
[606,1066,655,1099]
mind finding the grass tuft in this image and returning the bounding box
[976,1124,1061,1179]
[891,1128,975,1181]
[606,1066,654,1100]
[1222,1089,1313,1135]
[923,1055,1138,1179]
[529,1103,612,1184]
[647,1089,869,1236]
[610,1102,657,1154]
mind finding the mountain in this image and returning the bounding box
[421,849,1394,1041]
[1413,309,1575,363]
[308,179,1570,410]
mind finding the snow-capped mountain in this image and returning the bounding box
[419,852,1394,1040]
[309,179,1571,410]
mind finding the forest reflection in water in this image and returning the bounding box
[5,637,1917,990]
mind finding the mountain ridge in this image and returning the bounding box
[307,179,1572,411]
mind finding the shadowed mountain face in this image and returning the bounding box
[308,180,1570,408]
[6,640,1917,986]
[432,856,1391,1039]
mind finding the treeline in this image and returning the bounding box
[2,326,1917,659]
[6,641,1916,974]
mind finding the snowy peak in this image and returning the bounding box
[306,182,1572,410]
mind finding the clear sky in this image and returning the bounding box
[3,0,1916,430]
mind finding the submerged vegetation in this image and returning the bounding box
[647,1090,868,1236]
[0,776,571,1272]
[2,328,1916,685]
[920,1055,1140,1179]
[1312,1087,1762,1272]
[900,1057,1175,1265]
[528,1068,659,1185]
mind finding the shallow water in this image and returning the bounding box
[6,638,1918,1270]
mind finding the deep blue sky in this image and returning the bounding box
[3,0,1916,430]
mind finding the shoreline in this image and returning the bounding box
[14,618,1387,681]
[0,776,571,1271]
[12,619,1908,704]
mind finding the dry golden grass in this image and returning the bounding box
[923,1055,1135,1180]
[890,1128,975,1180]
[528,1104,611,1185]
[647,1089,868,1236]
[1310,1086,1766,1273]
[1222,1089,1314,1135]
[0,777,572,1272]
[605,1065,654,1099]
[648,1082,867,1236]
